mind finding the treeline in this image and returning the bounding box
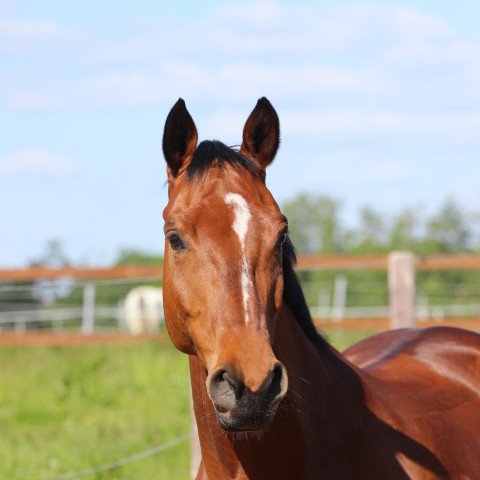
[283,194,479,256]
[282,194,480,309]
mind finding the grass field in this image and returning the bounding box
[0,330,372,480]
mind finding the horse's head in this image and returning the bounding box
[162,98,288,431]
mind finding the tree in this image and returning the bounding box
[388,205,422,251]
[29,238,72,304]
[282,193,343,254]
[348,206,387,254]
[30,238,70,268]
[115,248,163,266]
[423,198,471,253]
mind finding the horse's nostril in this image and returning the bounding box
[209,368,243,412]
[269,365,283,401]
[222,370,244,398]
[265,363,288,403]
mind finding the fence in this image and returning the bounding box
[0,276,163,334]
[1,252,480,334]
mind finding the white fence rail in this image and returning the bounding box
[0,306,120,328]
[310,304,480,321]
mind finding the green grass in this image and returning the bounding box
[0,331,369,480]
[0,340,190,480]
[327,330,376,351]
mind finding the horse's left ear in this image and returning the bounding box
[162,98,198,181]
[240,97,280,173]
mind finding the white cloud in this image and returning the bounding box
[283,111,406,135]
[390,7,451,38]
[83,37,153,65]
[0,149,79,177]
[8,90,59,110]
[80,71,166,108]
[0,18,59,38]
[2,1,479,113]
[0,18,75,54]
[291,155,410,184]
[199,109,480,151]
[218,64,377,96]
[0,0,13,15]
[1,1,480,157]
[8,72,166,110]
[284,110,480,139]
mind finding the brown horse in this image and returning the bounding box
[161,97,480,479]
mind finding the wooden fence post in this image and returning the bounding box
[388,251,416,329]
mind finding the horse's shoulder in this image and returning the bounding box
[344,326,480,432]
[343,326,480,371]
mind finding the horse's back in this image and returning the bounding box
[345,326,480,375]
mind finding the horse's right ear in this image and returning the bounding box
[162,99,198,180]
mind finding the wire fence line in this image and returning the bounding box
[1,268,480,334]
[38,432,190,480]
[0,276,165,334]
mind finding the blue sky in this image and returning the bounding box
[1,0,479,266]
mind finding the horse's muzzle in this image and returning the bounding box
[207,363,288,431]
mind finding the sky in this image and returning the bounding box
[1,0,479,267]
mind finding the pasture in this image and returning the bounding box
[0,331,369,480]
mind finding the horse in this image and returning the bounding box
[123,286,163,335]
[161,97,480,479]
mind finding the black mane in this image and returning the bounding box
[282,237,330,348]
[187,140,260,179]
[188,140,328,347]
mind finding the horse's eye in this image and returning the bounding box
[167,233,186,251]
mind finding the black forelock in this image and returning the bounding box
[186,140,260,179]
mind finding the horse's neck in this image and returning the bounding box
[190,304,368,479]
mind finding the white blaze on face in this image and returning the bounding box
[225,192,253,325]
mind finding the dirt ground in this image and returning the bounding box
[1,317,478,346]
[315,317,480,332]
